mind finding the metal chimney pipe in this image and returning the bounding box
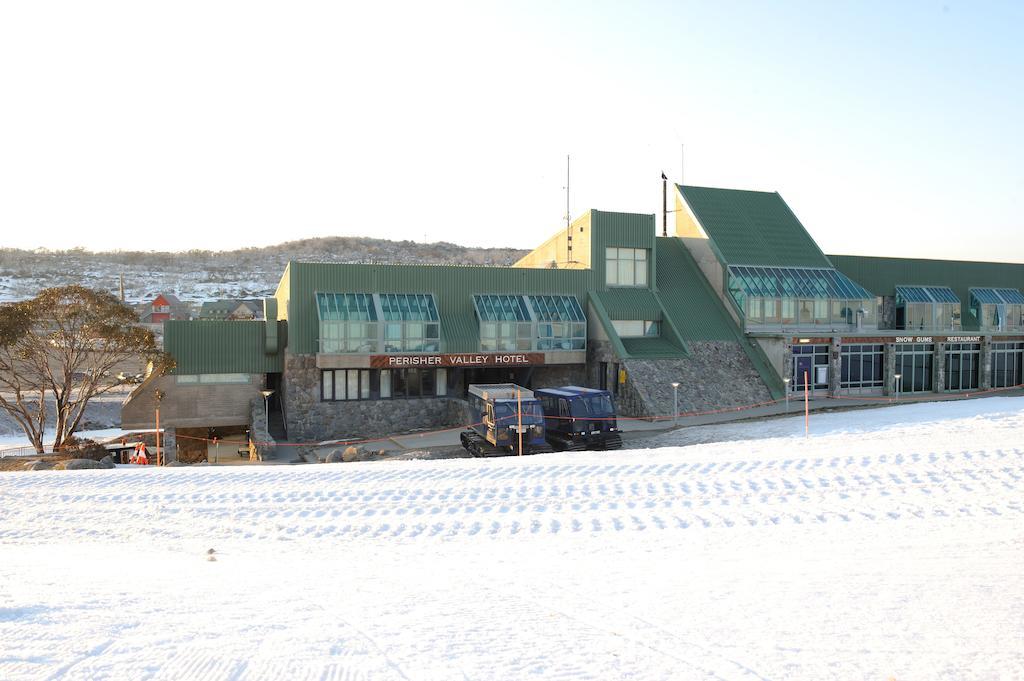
[661,172,668,237]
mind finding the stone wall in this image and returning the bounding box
[249,397,277,460]
[529,364,587,389]
[162,429,177,464]
[283,352,474,442]
[881,296,896,329]
[621,341,772,417]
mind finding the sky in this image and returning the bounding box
[1,1,1022,261]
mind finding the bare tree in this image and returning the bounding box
[0,286,171,453]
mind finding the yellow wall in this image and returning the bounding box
[515,212,593,270]
[674,192,706,239]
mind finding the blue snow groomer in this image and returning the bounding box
[535,386,622,451]
[460,384,553,456]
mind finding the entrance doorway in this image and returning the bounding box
[791,344,829,393]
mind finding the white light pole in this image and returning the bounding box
[671,382,680,426]
[894,373,902,402]
[260,389,275,426]
[783,377,791,413]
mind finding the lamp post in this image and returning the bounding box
[260,389,275,427]
[894,373,902,401]
[783,377,791,414]
[154,389,164,466]
[670,382,680,426]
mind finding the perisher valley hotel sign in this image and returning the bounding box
[370,353,545,368]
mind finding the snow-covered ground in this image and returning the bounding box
[1,398,1022,680]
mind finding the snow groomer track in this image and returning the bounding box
[2,397,1023,680]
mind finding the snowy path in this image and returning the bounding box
[2,398,1023,680]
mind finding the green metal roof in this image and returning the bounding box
[678,185,831,268]
[829,254,1024,332]
[594,289,663,320]
[655,238,742,341]
[620,336,686,358]
[165,320,285,374]
[285,262,594,354]
[655,237,784,396]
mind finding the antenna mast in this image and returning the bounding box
[565,154,572,262]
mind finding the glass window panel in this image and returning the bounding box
[606,262,618,285]
[421,368,436,396]
[635,261,648,286]
[321,371,333,400]
[799,300,814,324]
[813,299,828,324]
[436,368,447,396]
[781,298,796,324]
[380,370,391,398]
[618,260,633,286]
[407,369,421,397]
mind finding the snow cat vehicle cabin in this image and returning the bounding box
[535,386,622,451]
[461,384,552,457]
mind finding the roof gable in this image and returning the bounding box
[678,185,831,268]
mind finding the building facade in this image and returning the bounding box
[122,186,1024,459]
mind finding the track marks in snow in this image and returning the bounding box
[1,449,1020,548]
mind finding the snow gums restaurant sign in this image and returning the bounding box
[895,335,981,343]
[371,353,545,368]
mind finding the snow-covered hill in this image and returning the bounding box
[1,398,1022,680]
[0,237,528,305]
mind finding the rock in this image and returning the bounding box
[98,456,115,469]
[26,460,54,471]
[341,446,361,463]
[59,458,108,470]
[325,449,345,463]
[165,461,189,467]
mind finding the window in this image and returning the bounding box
[316,292,441,353]
[895,344,935,393]
[605,247,649,287]
[612,320,659,337]
[726,266,876,330]
[840,344,884,394]
[992,342,1024,388]
[970,288,1024,331]
[316,293,378,353]
[944,343,980,391]
[384,368,447,399]
[473,294,586,351]
[321,369,371,401]
[379,294,440,352]
[529,295,586,351]
[895,286,961,331]
[319,368,448,400]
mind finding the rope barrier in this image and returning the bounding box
[156,381,1024,451]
